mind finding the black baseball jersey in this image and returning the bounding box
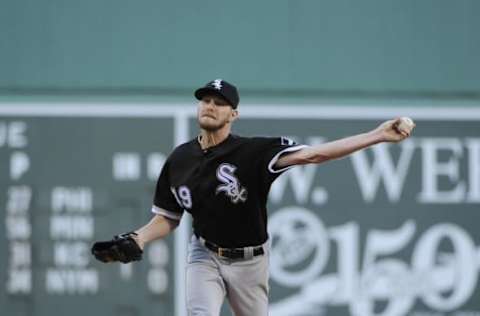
[151,134,306,247]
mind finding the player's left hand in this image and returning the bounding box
[375,117,415,143]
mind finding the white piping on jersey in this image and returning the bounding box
[267,145,309,174]
[151,205,182,221]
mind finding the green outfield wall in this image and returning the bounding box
[1,0,479,100]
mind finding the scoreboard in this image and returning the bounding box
[0,106,182,316]
[1,103,480,316]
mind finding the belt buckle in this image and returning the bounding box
[217,247,224,257]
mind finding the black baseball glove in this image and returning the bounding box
[91,232,143,264]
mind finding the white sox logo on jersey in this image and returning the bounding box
[215,163,247,203]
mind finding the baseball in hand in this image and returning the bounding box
[395,117,415,135]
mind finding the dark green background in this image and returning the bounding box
[0,109,479,315]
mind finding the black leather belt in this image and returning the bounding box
[198,236,264,259]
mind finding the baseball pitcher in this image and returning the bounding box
[92,79,415,316]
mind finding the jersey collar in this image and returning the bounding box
[196,134,234,153]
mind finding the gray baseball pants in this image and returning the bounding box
[186,235,270,316]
